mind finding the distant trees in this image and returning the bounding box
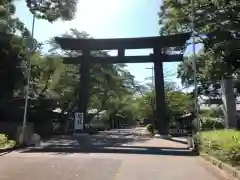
[0,0,139,127]
[134,81,194,127]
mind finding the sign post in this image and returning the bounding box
[74,112,84,133]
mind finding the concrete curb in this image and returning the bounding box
[200,153,240,179]
[0,145,25,156]
[154,134,172,139]
[0,143,30,151]
[0,146,18,153]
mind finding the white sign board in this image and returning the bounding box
[74,112,84,131]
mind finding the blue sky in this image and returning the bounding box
[14,0,199,86]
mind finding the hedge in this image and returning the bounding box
[146,124,154,134]
[200,116,225,130]
[199,130,240,168]
[0,134,16,149]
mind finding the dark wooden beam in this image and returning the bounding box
[62,54,183,64]
[77,50,90,131]
[154,60,168,135]
[118,48,125,57]
[55,33,191,50]
[153,48,169,135]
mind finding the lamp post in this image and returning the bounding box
[191,0,200,132]
[145,66,156,129]
[145,66,154,90]
[20,14,36,144]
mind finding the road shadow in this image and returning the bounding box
[18,132,196,156]
[19,145,195,156]
[167,137,188,145]
[89,133,150,147]
[0,151,12,156]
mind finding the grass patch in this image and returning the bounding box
[199,130,240,168]
[0,134,16,150]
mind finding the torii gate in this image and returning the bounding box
[55,32,191,136]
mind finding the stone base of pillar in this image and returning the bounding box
[154,134,171,139]
[16,125,34,145]
[73,133,91,146]
[73,133,89,137]
[187,136,194,149]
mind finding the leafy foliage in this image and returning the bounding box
[200,130,240,167]
[146,124,153,134]
[0,0,198,131]
[166,90,193,119]
[48,29,137,120]
[0,133,16,149]
[0,0,44,103]
[159,0,240,93]
[134,81,194,125]
[0,0,139,126]
[200,107,223,118]
[26,0,78,22]
[134,91,155,120]
[28,54,64,99]
[1,0,78,23]
[200,116,225,130]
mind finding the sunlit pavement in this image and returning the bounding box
[0,128,231,180]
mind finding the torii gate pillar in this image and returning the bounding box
[153,52,169,136]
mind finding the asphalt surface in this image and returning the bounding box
[0,128,233,180]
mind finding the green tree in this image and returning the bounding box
[177,53,222,95]
[0,3,35,101]
[134,91,155,120]
[1,0,78,23]
[166,90,193,119]
[104,95,137,128]
[25,0,78,22]
[159,0,240,89]
[134,81,193,127]
[26,53,64,99]
[48,28,137,125]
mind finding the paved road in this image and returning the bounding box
[0,128,232,180]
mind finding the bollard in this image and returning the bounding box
[187,135,194,149]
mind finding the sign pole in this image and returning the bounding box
[191,0,200,132]
[20,14,36,144]
[146,66,155,130]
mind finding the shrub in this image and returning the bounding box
[146,124,153,134]
[200,116,225,130]
[0,134,8,146]
[192,133,201,154]
[200,107,223,118]
[0,133,16,149]
[199,130,240,167]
